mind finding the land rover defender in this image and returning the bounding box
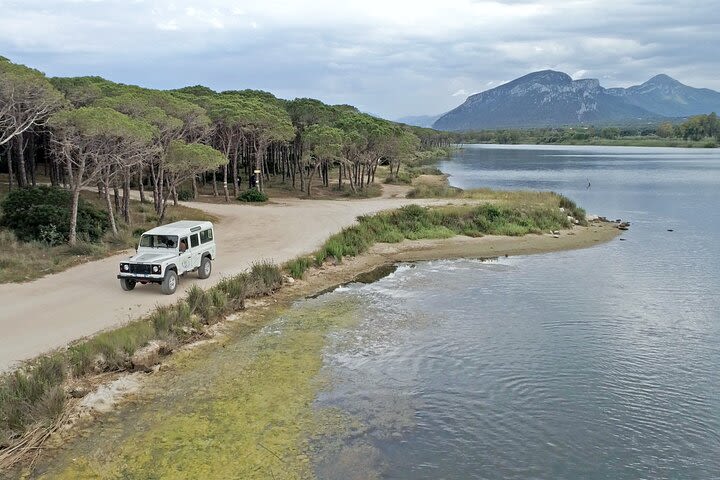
[118,221,216,295]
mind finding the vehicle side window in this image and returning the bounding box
[190,234,200,248]
[179,237,188,253]
[200,229,213,244]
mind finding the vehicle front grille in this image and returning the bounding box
[129,264,154,275]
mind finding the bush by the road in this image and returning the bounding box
[237,189,268,203]
[0,186,109,245]
[177,189,194,201]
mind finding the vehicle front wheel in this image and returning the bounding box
[120,278,136,291]
[161,269,178,295]
[198,256,212,279]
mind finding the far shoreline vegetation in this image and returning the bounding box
[437,113,720,148]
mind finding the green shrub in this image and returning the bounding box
[406,183,462,198]
[62,241,107,257]
[209,290,229,322]
[557,194,587,225]
[286,256,312,279]
[177,189,194,201]
[250,261,283,294]
[0,355,67,431]
[415,166,444,175]
[0,186,109,244]
[216,274,252,309]
[324,237,346,262]
[314,249,327,267]
[186,285,213,322]
[237,189,269,203]
[384,170,414,185]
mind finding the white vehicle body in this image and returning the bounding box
[118,221,216,294]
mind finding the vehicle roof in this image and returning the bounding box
[142,221,214,236]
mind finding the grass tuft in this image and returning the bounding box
[250,261,283,295]
[285,256,312,279]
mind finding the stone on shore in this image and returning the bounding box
[131,340,172,371]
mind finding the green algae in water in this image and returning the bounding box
[40,299,362,480]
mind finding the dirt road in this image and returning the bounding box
[0,194,451,371]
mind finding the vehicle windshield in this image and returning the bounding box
[139,234,179,249]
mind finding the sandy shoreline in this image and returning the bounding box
[278,221,620,300]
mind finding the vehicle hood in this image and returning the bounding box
[127,252,176,264]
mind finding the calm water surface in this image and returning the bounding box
[312,145,720,479]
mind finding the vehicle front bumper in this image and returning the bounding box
[117,273,164,284]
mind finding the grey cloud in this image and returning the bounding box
[0,0,717,118]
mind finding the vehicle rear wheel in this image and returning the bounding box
[198,256,212,279]
[161,269,178,295]
[120,278,136,291]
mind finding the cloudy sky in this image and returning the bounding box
[1,0,718,119]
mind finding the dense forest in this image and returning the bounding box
[0,57,452,244]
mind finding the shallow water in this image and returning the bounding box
[311,145,720,478]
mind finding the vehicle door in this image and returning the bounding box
[189,233,202,269]
[179,236,193,273]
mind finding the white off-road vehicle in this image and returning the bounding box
[118,221,216,295]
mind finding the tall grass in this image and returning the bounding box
[0,261,283,458]
[314,201,571,264]
[285,256,312,279]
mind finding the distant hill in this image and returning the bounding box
[606,74,720,117]
[396,114,443,128]
[432,70,720,131]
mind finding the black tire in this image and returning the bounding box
[198,256,212,279]
[120,278,136,291]
[161,269,178,295]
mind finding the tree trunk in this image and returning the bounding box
[69,187,81,245]
[113,185,120,211]
[138,170,146,203]
[192,175,198,199]
[28,134,37,186]
[6,143,13,191]
[222,164,229,202]
[158,180,174,223]
[123,170,131,224]
[15,135,27,188]
[231,145,239,197]
[212,171,219,196]
[150,161,162,214]
[104,174,118,235]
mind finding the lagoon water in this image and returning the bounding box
[312,145,720,478]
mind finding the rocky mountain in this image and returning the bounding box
[433,70,720,131]
[606,74,720,117]
[396,114,443,128]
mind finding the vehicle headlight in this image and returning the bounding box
[152,265,161,274]
[121,264,129,272]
